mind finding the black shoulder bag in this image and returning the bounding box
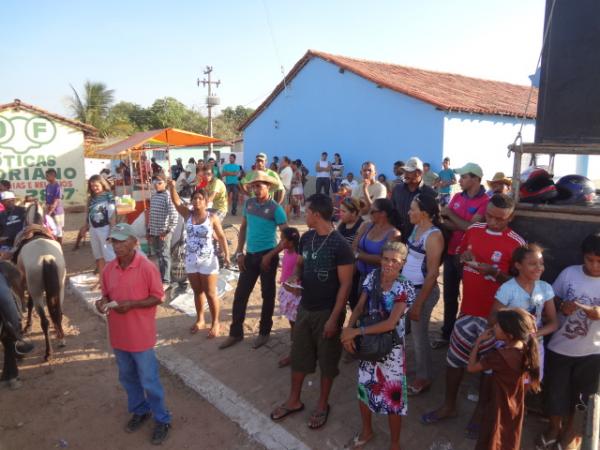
[353,269,400,362]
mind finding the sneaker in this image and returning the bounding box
[125,412,151,433]
[252,334,269,349]
[151,422,170,445]
[15,340,34,356]
[218,336,243,350]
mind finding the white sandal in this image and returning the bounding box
[345,433,374,449]
[535,433,557,450]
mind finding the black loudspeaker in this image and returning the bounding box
[535,0,600,144]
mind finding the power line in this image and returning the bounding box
[261,0,288,94]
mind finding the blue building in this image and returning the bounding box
[240,50,539,183]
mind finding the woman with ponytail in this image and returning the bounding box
[403,194,445,395]
[467,308,540,450]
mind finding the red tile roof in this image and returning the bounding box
[0,99,99,136]
[240,50,538,130]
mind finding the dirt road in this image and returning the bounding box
[0,213,263,450]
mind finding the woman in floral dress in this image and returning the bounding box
[341,241,415,450]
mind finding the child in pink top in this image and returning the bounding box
[277,227,301,367]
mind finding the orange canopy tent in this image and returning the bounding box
[92,128,222,221]
[93,128,221,158]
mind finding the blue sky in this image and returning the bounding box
[1,0,546,117]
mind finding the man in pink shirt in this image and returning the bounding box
[95,223,170,445]
[436,163,489,346]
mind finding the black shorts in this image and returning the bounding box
[543,349,600,416]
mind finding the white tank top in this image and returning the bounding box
[402,226,441,286]
[316,160,330,178]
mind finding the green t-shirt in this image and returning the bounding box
[243,197,287,253]
[222,163,241,185]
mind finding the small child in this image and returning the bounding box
[491,244,558,378]
[332,184,351,222]
[277,227,301,368]
[45,168,64,244]
[468,308,540,450]
[537,232,600,450]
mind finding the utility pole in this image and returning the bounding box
[197,66,220,155]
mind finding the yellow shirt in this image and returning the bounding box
[207,178,228,214]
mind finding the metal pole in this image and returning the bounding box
[582,393,600,450]
[198,66,221,156]
[128,150,134,194]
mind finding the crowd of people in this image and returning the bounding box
[0,150,598,450]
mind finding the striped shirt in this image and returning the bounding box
[148,190,178,236]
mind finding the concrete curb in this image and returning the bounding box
[67,276,310,450]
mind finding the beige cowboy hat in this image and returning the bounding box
[243,171,279,187]
[486,172,512,187]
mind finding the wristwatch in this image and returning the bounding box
[235,252,245,259]
[354,251,360,259]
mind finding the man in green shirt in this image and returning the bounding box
[422,162,439,188]
[240,153,284,203]
[220,172,288,350]
[221,154,242,215]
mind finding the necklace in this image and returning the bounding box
[311,230,332,259]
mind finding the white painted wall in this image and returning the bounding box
[443,113,535,181]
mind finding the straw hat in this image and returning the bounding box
[243,171,279,187]
[486,172,512,187]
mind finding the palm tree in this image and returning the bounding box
[69,81,115,135]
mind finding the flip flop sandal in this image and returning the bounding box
[345,433,375,449]
[535,433,558,449]
[270,403,305,422]
[430,339,449,350]
[277,356,291,368]
[407,383,431,396]
[420,410,457,425]
[307,405,330,429]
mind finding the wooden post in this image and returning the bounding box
[511,145,523,203]
[582,393,599,450]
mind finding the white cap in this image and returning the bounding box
[404,157,424,173]
[0,191,16,200]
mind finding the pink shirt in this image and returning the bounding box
[447,187,489,255]
[279,249,299,284]
[101,251,164,352]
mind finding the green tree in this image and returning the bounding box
[211,106,254,140]
[220,105,254,130]
[69,81,115,135]
[148,97,190,129]
[105,101,155,136]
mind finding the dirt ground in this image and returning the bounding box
[0,212,263,450]
[1,210,549,450]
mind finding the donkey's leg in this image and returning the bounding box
[47,296,65,346]
[24,295,33,333]
[37,305,52,361]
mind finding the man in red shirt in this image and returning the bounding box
[95,223,171,445]
[436,163,489,345]
[422,194,525,437]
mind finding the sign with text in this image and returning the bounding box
[0,109,87,206]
